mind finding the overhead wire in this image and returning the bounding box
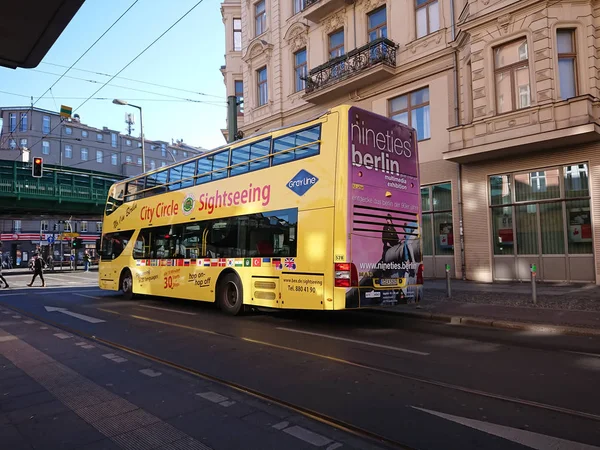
[24,0,209,159]
[2,0,140,148]
[40,61,225,99]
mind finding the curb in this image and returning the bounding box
[369,308,600,338]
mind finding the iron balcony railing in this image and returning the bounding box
[303,37,398,94]
[304,0,320,8]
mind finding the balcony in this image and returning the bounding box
[303,38,397,104]
[446,96,600,163]
[303,0,351,22]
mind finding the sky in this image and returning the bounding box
[0,0,227,150]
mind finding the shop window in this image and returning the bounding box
[516,204,538,255]
[564,164,588,197]
[492,206,514,255]
[566,199,592,254]
[514,169,560,201]
[540,202,564,254]
[421,183,453,256]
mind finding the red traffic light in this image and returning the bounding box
[32,157,43,178]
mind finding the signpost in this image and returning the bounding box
[445,264,452,298]
[60,105,72,118]
[530,263,537,305]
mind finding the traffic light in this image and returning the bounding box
[32,157,43,178]
[72,238,83,248]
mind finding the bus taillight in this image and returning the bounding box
[335,262,358,287]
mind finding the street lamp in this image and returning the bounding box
[112,99,145,172]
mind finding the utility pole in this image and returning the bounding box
[227,95,238,144]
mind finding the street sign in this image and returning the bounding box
[60,105,72,118]
[62,232,80,238]
[47,235,55,244]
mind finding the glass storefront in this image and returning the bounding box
[421,182,454,278]
[489,163,593,282]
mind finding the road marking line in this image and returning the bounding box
[137,304,197,316]
[0,336,18,342]
[103,353,118,360]
[272,421,289,430]
[276,327,430,356]
[40,326,48,330]
[74,294,103,300]
[139,368,162,378]
[97,308,121,315]
[80,344,95,349]
[219,400,235,407]
[326,443,343,450]
[53,333,72,339]
[75,342,87,346]
[412,406,600,450]
[12,315,21,319]
[23,320,34,324]
[1,311,11,314]
[566,351,600,358]
[197,392,228,403]
[283,425,333,447]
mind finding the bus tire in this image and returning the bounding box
[120,269,134,300]
[218,272,244,315]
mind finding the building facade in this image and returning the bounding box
[221,0,600,284]
[0,106,205,177]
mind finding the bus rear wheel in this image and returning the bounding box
[218,273,244,315]
[120,269,134,300]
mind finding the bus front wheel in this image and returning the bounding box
[218,273,244,315]
[120,269,134,300]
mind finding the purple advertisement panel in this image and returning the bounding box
[346,107,423,308]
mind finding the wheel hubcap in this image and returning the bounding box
[225,281,238,308]
[123,276,132,293]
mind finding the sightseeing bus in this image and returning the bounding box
[99,105,423,314]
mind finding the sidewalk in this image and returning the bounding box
[378,279,600,336]
[1,267,98,276]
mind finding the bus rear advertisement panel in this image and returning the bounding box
[346,107,423,308]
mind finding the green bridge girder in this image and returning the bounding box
[0,160,124,215]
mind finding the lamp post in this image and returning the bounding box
[113,99,145,172]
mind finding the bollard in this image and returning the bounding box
[530,263,537,305]
[445,263,451,298]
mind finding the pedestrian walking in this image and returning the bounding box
[83,251,90,272]
[27,254,45,287]
[0,250,8,289]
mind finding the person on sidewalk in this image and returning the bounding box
[27,254,45,287]
[83,251,90,272]
[0,253,8,289]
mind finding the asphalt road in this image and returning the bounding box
[1,271,600,450]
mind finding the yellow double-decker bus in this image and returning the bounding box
[99,105,423,314]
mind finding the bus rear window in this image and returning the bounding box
[100,230,134,260]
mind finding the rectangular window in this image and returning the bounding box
[367,6,387,42]
[81,147,88,161]
[257,66,268,106]
[172,149,177,156]
[137,157,142,166]
[421,183,454,256]
[494,38,530,113]
[111,132,118,148]
[489,175,512,205]
[329,29,345,58]
[20,112,28,131]
[273,124,321,165]
[65,126,72,135]
[169,164,183,191]
[42,141,50,155]
[181,161,197,189]
[514,168,560,202]
[97,133,103,141]
[557,29,577,100]
[99,230,134,261]
[111,153,118,165]
[231,138,271,176]
[81,221,88,232]
[42,115,50,134]
[9,113,16,132]
[161,161,167,167]
[183,151,188,157]
[492,206,514,255]
[20,138,27,148]
[82,130,88,138]
[96,222,103,232]
[150,160,156,170]
[233,18,242,51]
[416,0,439,39]
[564,163,589,197]
[126,139,131,146]
[8,139,16,149]
[255,0,266,36]
[65,144,73,159]
[294,48,307,92]
[136,208,297,260]
[389,87,431,141]
[293,0,305,15]
[567,199,593,254]
[235,80,244,114]
[96,150,103,163]
[41,220,48,232]
[13,220,22,233]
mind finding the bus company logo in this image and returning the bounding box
[287,170,318,197]
[182,194,195,216]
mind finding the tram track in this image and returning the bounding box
[2,299,600,450]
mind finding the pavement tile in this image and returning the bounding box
[242,410,282,428]
[0,378,46,399]
[0,423,32,450]
[123,385,209,421]
[7,399,69,424]
[80,438,122,450]
[15,409,106,450]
